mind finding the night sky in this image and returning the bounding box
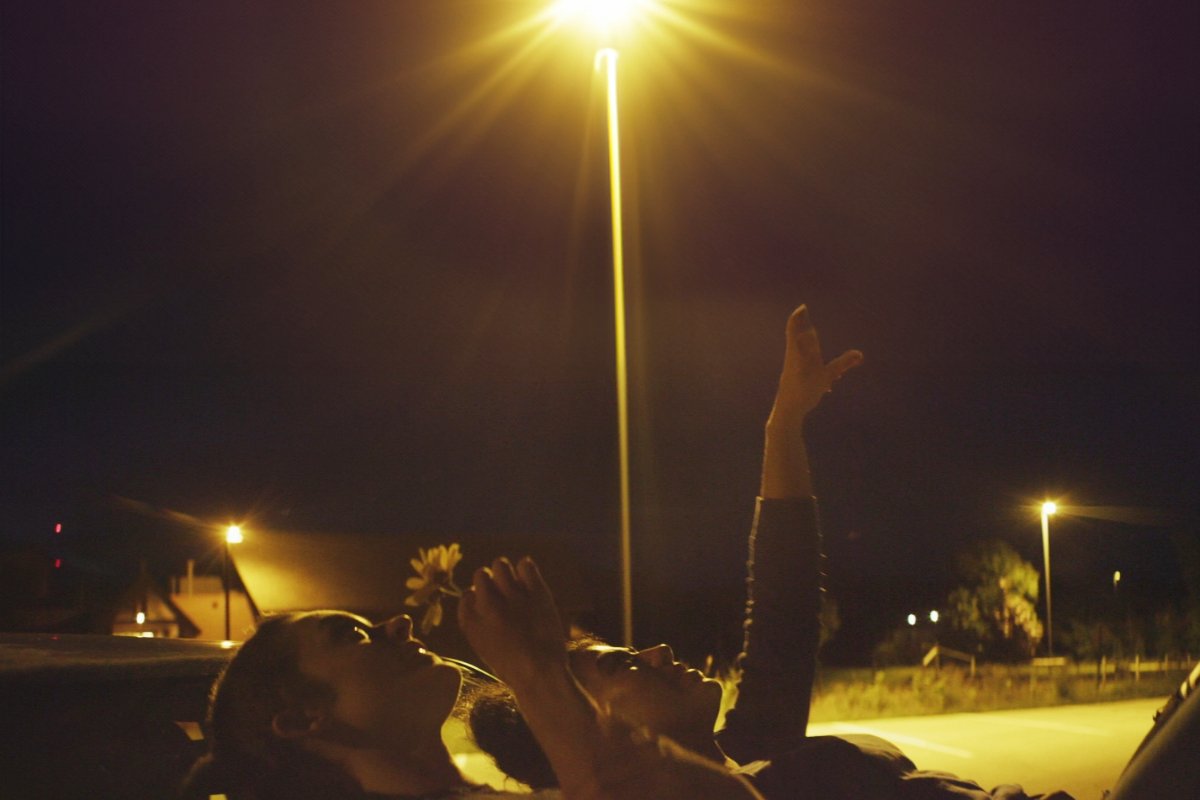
[3,2,1197,661]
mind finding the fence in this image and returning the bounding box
[808,655,1196,722]
[1029,654,1196,687]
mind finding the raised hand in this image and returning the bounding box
[768,304,863,426]
[457,556,567,691]
[761,305,862,499]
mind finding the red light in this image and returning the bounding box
[54,559,62,568]
[54,523,62,534]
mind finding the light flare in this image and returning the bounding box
[553,0,649,37]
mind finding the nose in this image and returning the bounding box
[636,644,675,668]
[373,614,414,642]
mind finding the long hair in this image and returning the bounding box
[466,636,606,790]
[179,615,361,800]
[467,680,558,790]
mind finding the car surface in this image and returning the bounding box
[0,634,233,798]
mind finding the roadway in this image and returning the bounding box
[808,698,1161,800]
[450,697,1162,797]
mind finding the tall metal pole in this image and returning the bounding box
[1041,510,1053,657]
[223,539,231,641]
[598,47,633,647]
[223,537,231,642]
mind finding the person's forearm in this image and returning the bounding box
[717,496,821,761]
[506,666,614,798]
[760,417,813,499]
[510,667,764,800]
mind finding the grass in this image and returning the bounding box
[805,663,1189,722]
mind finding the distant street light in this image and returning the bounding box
[1040,501,1057,657]
[224,525,243,640]
[907,613,917,626]
[1113,570,1121,592]
[929,609,939,624]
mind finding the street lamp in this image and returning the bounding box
[223,525,243,640]
[1040,501,1057,657]
[553,0,647,646]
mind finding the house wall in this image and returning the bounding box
[171,590,256,641]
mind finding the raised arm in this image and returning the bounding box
[459,557,765,800]
[760,305,863,500]
[718,305,861,763]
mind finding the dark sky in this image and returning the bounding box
[3,2,1197,659]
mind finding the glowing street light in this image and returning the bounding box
[1040,501,1057,657]
[552,0,646,35]
[223,525,243,640]
[552,0,651,647]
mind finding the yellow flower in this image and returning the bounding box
[405,543,463,633]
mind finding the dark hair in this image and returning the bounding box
[467,681,557,789]
[179,614,362,800]
[466,636,605,790]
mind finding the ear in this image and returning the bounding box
[270,704,326,740]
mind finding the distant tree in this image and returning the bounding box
[1058,618,1118,661]
[943,540,1044,661]
[871,621,936,666]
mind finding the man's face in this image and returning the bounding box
[568,643,724,743]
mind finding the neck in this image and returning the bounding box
[688,735,729,767]
[306,732,471,797]
[659,725,727,767]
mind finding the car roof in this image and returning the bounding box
[0,632,235,684]
[0,634,234,798]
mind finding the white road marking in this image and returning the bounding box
[828,722,975,759]
[973,715,1112,737]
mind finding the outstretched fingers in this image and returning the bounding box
[771,304,863,421]
[489,557,519,596]
[786,305,822,359]
[826,348,864,383]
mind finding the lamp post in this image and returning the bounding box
[1040,501,1056,657]
[555,0,642,646]
[223,525,243,640]
[601,45,633,649]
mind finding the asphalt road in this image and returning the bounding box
[450,698,1161,796]
[807,698,1161,800]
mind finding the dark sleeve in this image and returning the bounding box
[716,496,822,764]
